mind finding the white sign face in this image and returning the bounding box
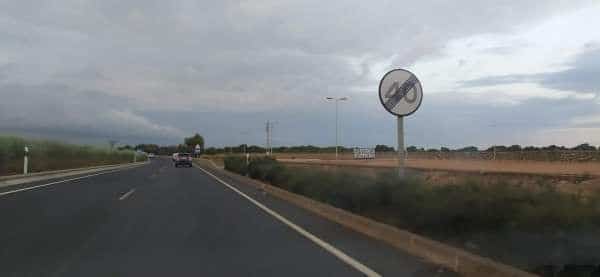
[378,69,423,116]
[194,144,201,150]
[353,148,375,159]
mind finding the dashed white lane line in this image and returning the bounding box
[119,188,136,201]
[0,169,126,197]
[194,164,382,277]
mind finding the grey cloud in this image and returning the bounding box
[140,91,599,149]
[0,0,594,145]
[461,46,600,93]
[460,74,541,87]
[0,83,184,144]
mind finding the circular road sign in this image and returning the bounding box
[378,69,423,117]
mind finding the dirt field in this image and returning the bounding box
[203,153,600,194]
[278,157,600,196]
[278,157,600,177]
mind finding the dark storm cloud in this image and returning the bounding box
[0,83,184,144]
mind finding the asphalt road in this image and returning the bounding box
[0,158,453,277]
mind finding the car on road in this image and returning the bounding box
[148,153,155,158]
[174,153,193,167]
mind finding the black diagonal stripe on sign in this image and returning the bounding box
[384,75,417,111]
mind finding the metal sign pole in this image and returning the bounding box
[397,116,405,177]
[335,99,339,160]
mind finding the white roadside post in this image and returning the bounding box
[23,146,29,175]
[378,69,423,177]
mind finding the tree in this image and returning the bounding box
[523,146,539,151]
[542,145,566,151]
[440,147,450,152]
[486,145,507,152]
[375,145,395,152]
[507,145,522,151]
[457,146,478,152]
[108,140,118,151]
[572,143,596,151]
[184,133,205,153]
[406,146,418,152]
[118,145,133,151]
[134,144,160,154]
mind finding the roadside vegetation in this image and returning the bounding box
[0,136,145,176]
[224,155,600,271]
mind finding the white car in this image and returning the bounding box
[148,153,156,158]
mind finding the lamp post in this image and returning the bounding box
[325,97,348,160]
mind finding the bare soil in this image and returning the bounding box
[279,157,600,196]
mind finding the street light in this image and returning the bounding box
[325,96,348,160]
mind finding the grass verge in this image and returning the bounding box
[0,136,146,176]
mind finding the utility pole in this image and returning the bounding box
[265,121,276,155]
[266,121,270,155]
[108,140,118,151]
[325,97,348,160]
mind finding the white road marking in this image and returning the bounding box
[0,168,134,197]
[194,164,382,277]
[119,188,136,201]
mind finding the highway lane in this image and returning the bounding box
[0,157,450,276]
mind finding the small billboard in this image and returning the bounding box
[353,148,375,160]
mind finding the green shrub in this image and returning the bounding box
[223,155,248,175]
[226,158,600,237]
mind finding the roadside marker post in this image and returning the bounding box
[378,69,423,177]
[23,146,29,175]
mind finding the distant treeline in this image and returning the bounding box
[203,143,600,154]
[119,133,205,155]
[408,143,598,152]
[127,142,600,155]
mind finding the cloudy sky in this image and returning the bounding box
[1,0,599,148]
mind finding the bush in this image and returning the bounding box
[223,155,248,175]
[223,158,600,238]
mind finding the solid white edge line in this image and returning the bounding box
[0,164,145,197]
[194,164,382,277]
[119,188,136,201]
